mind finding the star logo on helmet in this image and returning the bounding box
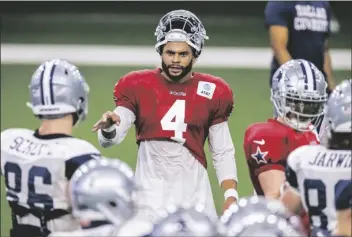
[251,147,268,164]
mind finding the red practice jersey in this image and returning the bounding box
[113,68,234,168]
[243,118,320,196]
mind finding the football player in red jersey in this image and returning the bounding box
[243,59,327,233]
[92,10,238,222]
[244,59,327,198]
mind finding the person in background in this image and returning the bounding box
[265,1,336,132]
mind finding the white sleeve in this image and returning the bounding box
[98,106,136,148]
[208,121,238,185]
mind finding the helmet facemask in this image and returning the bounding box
[271,59,328,131]
[272,90,326,131]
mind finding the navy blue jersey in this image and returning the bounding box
[265,1,331,84]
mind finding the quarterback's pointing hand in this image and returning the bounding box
[92,111,121,132]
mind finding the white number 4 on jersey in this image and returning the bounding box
[160,99,187,144]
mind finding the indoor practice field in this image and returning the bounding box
[1,64,350,236]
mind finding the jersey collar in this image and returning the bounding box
[33,129,72,140]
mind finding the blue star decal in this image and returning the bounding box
[251,146,268,164]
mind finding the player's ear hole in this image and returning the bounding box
[109,201,117,207]
[78,97,85,103]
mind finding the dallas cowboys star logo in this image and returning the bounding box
[251,146,268,164]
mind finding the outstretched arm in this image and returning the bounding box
[94,74,138,148]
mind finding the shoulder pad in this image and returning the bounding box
[1,128,34,143]
[196,72,230,88]
[287,145,311,171]
[245,121,284,140]
[61,137,101,158]
[124,69,158,80]
[115,69,158,89]
[287,146,305,172]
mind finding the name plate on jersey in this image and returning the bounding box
[197,81,216,99]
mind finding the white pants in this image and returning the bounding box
[133,140,218,223]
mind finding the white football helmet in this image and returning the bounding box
[27,59,89,126]
[271,59,328,131]
[325,79,352,149]
[326,79,352,133]
[69,158,137,228]
[150,204,219,237]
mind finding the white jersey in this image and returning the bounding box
[1,128,101,232]
[286,144,351,231]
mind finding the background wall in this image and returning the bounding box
[1,1,351,47]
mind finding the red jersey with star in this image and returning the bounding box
[243,118,319,195]
[113,68,234,168]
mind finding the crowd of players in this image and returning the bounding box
[1,7,351,237]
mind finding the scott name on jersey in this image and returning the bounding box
[8,136,54,157]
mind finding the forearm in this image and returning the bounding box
[323,50,335,90]
[221,179,237,193]
[209,122,238,186]
[269,26,292,65]
[259,169,285,199]
[98,106,135,148]
[280,182,303,214]
[334,211,352,237]
[264,188,281,199]
[273,47,292,65]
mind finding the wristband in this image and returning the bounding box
[224,188,239,201]
[102,124,117,133]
